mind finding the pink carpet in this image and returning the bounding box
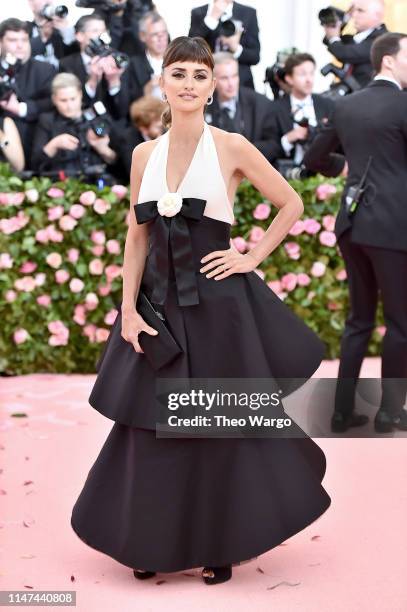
[1,358,406,611]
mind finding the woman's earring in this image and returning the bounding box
[162,92,167,101]
[207,94,213,105]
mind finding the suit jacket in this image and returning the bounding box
[189,2,260,89]
[205,86,276,162]
[324,24,388,88]
[59,53,130,120]
[303,80,407,252]
[127,53,154,103]
[4,58,56,167]
[267,93,335,162]
[27,21,78,62]
[109,124,145,178]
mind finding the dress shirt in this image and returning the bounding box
[373,75,402,90]
[281,94,317,163]
[204,1,243,59]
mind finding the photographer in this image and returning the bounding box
[59,14,129,121]
[322,0,387,88]
[304,33,407,434]
[189,0,260,89]
[205,52,276,163]
[0,114,25,172]
[0,18,56,167]
[27,0,77,68]
[268,53,335,169]
[127,11,169,104]
[31,72,117,178]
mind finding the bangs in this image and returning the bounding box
[162,36,214,71]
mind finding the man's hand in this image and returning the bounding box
[209,0,230,20]
[43,133,79,157]
[219,29,242,53]
[0,93,21,117]
[285,126,309,144]
[101,56,124,89]
[36,19,54,42]
[51,15,71,31]
[87,128,110,152]
[323,24,341,40]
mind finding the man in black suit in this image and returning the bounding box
[205,52,275,162]
[59,14,129,121]
[27,0,77,67]
[304,32,407,434]
[0,18,56,167]
[188,0,260,89]
[322,0,387,88]
[267,53,335,168]
[126,11,169,105]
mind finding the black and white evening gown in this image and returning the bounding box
[70,121,331,573]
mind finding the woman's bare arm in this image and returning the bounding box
[2,117,25,172]
[230,133,304,265]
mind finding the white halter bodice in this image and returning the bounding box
[137,121,235,225]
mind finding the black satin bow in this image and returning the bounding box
[134,197,207,306]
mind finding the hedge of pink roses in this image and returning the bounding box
[1,164,384,374]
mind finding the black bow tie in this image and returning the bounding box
[134,197,207,306]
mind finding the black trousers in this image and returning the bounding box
[335,229,407,416]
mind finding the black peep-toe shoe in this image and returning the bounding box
[133,569,156,580]
[202,565,232,584]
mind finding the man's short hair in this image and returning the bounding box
[138,11,165,34]
[284,53,316,77]
[130,95,166,127]
[0,18,30,40]
[74,14,106,34]
[370,32,407,73]
[51,73,82,96]
[213,51,238,66]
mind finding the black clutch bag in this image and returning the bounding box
[135,290,183,371]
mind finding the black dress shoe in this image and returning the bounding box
[374,409,407,433]
[331,411,369,433]
[202,565,232,585]
[133,569,156,580]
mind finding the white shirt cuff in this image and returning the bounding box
[59,25,76,45]
[204,15,219,30]
[233,44,243,59]
[328,36,341,44]
[18,102,28,118]
[108,85,121,96]
[281,134,293,156]
[85,82,97,99]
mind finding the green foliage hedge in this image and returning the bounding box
[0,163,384,374]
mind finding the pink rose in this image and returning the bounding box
[0,253,13,268]
[89,259,104,275]
[376,326,386,337]
[55,269,70,284]
[328,302,340,311]
[297,273,311,287]
[105,264,122,280]
[111,185,128,200]
[281,272,297,292]
[284,242,301,260]
[253,203,271,220]
[25,188,39,203]
[91,245,105,256]
[47,187,65,199]
[46,252,62,269]
[267,280,282,294]
[73,304,86,326]
[104,309,118,325]
[49,333,69,347]
[288,220,305,236]
[48,320,68,335]
[322,214,336,231]
[48,206,64,221]
[91,230,106,245]
[96,328,110,342]
[249,226,266,243]
[69,278,85,293]
[79,191,97,206]
[83,324,97,342]
[232,237,247,253]
[0,192,25,206]
[85,292,99,310]
[20,261,37,274]
[35,273,46,286]
[303,218,321,235]
[59,215,77,231]
[93,198,110,215]
[316,184,337,201]
[14,328,29,344]
[46,224,64,243]
[67,248,79,263]
[0,211,29,234]
[311,262,326,277]
[98,283,112,297]
[37,294,51,307]
[336,269,347,281]
[36,228,49,244]
[5,289,17,302]
[319,231,337,247]
[14,276,37,292]
[69,204,86,219]
[106,239,121,255]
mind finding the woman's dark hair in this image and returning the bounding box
[371,32,407,74]
[284,53,316,77]
[161,36,214,130]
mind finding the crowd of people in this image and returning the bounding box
[0,0,391,184]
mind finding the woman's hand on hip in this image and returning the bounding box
[200,242,259,281]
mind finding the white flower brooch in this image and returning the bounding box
[156,192,183,217]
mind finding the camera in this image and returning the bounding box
[275,160,316,181]
[264,47,300,99]
[82,102,111,138]
[320,63,361,101]
[0,55,22,102]
[39,4,69,20]
[85,34,130,70]
[318,6,350,30]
